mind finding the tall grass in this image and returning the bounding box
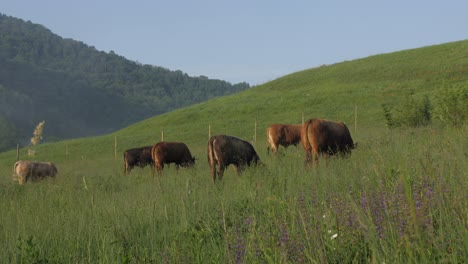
[0,126,466,263]
[1,40,467,263]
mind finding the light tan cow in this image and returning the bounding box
[267,124,303,154]
[13,160,58,185]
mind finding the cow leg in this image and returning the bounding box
[217,164,225,181]
[313,151,320,167]
[152,163,156,176]
[233,165,240,176]
[125,164,132,175]
[272,144,278,154]
[210,163,217,183]
[304,149,313,166]
[324,153,330,167]
[29,167,35,182]
[267,143,278,155]
[157,163,164,176]
[153,162,163,176]
[18,176,25,185]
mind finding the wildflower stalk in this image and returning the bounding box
[30,121,45,146]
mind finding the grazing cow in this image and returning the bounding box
[301,118,355,166]
[207,135,260,182]
[123,146,154,174]
[13,160,58,185]
[267,124,303,154]
[151,142,195,175]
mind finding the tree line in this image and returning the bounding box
[0,14,250,152]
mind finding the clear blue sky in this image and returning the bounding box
[2,1,467,85]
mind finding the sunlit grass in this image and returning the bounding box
[0,40,467,262]
[0,127,466,263]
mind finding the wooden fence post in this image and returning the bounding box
[16,144,19,161]
[161,131,164,142]
[208,125,211,139]
[302,112,305,125]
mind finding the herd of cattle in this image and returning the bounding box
[12,118,356,184]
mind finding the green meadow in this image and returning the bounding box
[0,40,467,263]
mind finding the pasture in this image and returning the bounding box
[0,40,467,263]
[0,126,466,263]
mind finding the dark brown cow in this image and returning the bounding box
[267,124,303,154]
[123,146,154,174]
[151,142,195,175]
[301,118,355,166]
[207,135,260,182]
[13,160,58,185]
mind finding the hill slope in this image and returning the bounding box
[0,39,466,164]
[112,39,468,146]
[0,14,250,151]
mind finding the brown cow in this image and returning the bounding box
[301,118,355,166]
[267,124,303,154]
[207,135,260,183]
[151,142,195,175]
[123,146,154,174]
[13,160,58,185]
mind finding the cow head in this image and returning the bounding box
[250,153,261,166]
[182,156,196,167]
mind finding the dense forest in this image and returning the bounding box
[0,13,250,152]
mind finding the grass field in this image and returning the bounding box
[0,40,467,263]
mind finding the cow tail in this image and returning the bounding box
[151,145,158,175]
[13,161,19,174]
[302,120,312,163]
[13,161,20,181]
[207,137,215,167]
[207,136,217,182]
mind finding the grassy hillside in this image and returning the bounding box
[0,40,467,262]
[2,40,466,162]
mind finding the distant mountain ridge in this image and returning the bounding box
[0,13,250,151]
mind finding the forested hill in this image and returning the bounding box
[0,13,250,151]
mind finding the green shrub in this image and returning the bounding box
[382,104,395,128]
[397,93,431,127]
[433,86,467,126]
[383,93,432,128]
